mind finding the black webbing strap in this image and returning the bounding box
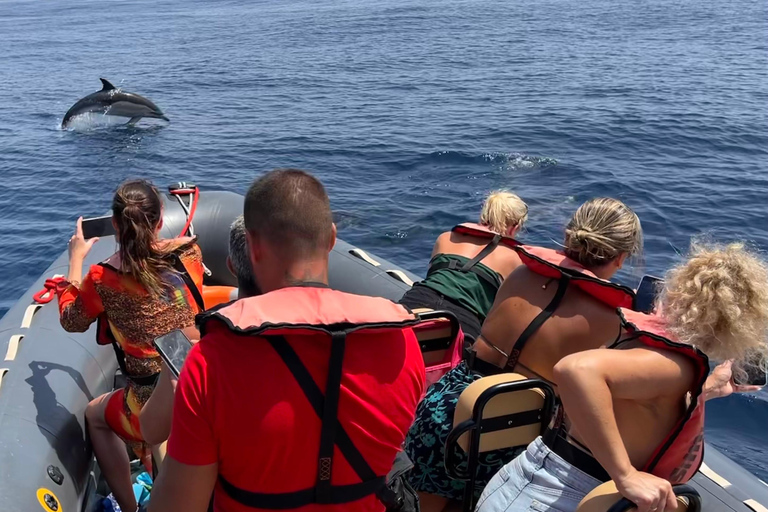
[315,331,347,501]
[218,476,384,509]
[461,234,502,271]
[218,333,384,508]
[506,275,570,369]
[171,255,205,312]
[426,235,504,290]
[265,335,378,483]
[98,315,159,387]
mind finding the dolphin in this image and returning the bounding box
[61,78,169,128]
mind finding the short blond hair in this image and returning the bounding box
[661,242,768,369]
[479,190,528,234]
[563,198,643,269]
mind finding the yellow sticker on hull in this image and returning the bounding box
[36,488,62,512]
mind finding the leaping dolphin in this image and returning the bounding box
[61,78,169,128]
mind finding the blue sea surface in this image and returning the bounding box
[1,0,767,481]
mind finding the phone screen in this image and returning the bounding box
[82,215,116,239]
[635,275,664,314]
[154,330,193,377]
[733,361,767,387]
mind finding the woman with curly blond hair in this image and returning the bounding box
[477,242,768,512]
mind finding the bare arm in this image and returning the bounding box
[139,366,177,446]
[553,347,694,512]
[148,456,217,512]
[431,232,451,258]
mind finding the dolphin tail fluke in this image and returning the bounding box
[99,78,116,91]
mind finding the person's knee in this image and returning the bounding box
[85,395,108,427]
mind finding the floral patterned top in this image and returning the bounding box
[56,238,204,379]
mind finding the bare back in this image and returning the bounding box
[568,342,696,470]
[474,265,622,383]
[432,231,522,280]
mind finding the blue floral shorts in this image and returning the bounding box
[404,362,523,501]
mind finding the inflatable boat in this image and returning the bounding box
[0,187,766,512]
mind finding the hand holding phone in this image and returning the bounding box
[635,275,664,314]
[154,329,194,377]
[81,215,116,240]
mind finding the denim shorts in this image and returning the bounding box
[475,437,603,512]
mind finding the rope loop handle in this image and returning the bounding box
[33,276,67,304]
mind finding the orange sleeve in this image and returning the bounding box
[56,266,105,333]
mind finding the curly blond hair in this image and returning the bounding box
[661,242,768,370]
[479,190,528,235]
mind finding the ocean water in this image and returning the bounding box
[1,0,767,480]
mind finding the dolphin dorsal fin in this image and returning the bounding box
[99,78,116,91]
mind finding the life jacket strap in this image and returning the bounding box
[506,275,570,369]
[427,236,504,290]
[218,474,386,509]
[461,234,502,271]
[219,332,386,508]
[170,253,205,313]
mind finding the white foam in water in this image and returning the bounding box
[60,112,132,132]
[501,153,558,171]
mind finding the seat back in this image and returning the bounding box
[412,309,464,387]
[444,373,556,512]
[577,482,700,512]
[453,373,550,453]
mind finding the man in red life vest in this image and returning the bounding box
[149,169,426,512]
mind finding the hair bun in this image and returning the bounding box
[562,198,643,269]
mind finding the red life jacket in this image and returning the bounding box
[616,308,709,484]
[517,245,635,310]
[452,223,520,249]
[196,285,422,509]
[427,223,520,291]
[477,246,636,370]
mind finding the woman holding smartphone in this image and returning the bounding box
[56,179,204,512]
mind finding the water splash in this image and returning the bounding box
[60,112,128,131]
[430,151,558,171]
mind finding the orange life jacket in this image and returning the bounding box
[426,223,520,290]
[202,285,238,309]
[616,308,708,484]
[475,246,636,370]
[196,284,422,508]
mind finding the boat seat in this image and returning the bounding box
[577,481,701,512]
[412,309,464,386]
[445,373,557,512]
[202,285,238,309]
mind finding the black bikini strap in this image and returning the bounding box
[461,235,502,272]
[507,275,570,369]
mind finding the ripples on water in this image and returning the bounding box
[1,0,766,478]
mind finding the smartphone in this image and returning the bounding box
[734,360,768,387]
[635,275,664,314]
[154,329,193,377]
[81,215,116,239]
